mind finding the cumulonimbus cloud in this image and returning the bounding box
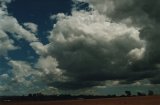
[47,10,147,89]
[70,0,160,85]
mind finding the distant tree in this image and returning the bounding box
[148,90,154,96]
[120,95,126,97]
[28,93,33,97]
[137,92,146,96]
[111,94,117,97]
[125,91,131,96]
[37,92,44,96]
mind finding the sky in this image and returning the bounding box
[0,0,160,96]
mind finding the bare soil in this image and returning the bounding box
[1,96,160,105]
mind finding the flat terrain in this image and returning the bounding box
[1,96,160,105]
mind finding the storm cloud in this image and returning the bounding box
[45,0,160,89]
[47,10,146,89]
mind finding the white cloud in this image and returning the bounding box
[50,13,66,20]
[35,56,64,81]
[73,0,115,15]
[36,56,61,75]
[49,11,142,43]
[0,16,38,42]
[0,74,9,80]
[6,58,64,94]
[39,86,59,95]
[0,0,12,9]
[7,60,45,93]
[23,22,38,33]
[8,60,34,83]
[30,42,48,56]
[95,80,120,88]
[132,79,151,86]
[0,0,38,56]
[128,47,145,61]
[0,85,8,91]
[0,0,12,3]
[0,30,18,56]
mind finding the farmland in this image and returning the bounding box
[0,96,160,105]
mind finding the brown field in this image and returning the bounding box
[1,96,160,105]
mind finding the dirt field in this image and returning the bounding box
[1,96,160,105]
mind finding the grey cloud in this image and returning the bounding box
[74,0,160,85]
[47,11,146,89]
[110,0,160,84]
[52,81,101,90]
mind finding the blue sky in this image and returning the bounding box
[7,0,72,59]
[0,0,160,96]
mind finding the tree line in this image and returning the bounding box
[0,90,155,102]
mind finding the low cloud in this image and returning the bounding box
[5,59,60,95]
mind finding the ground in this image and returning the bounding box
[0,96,160,105]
